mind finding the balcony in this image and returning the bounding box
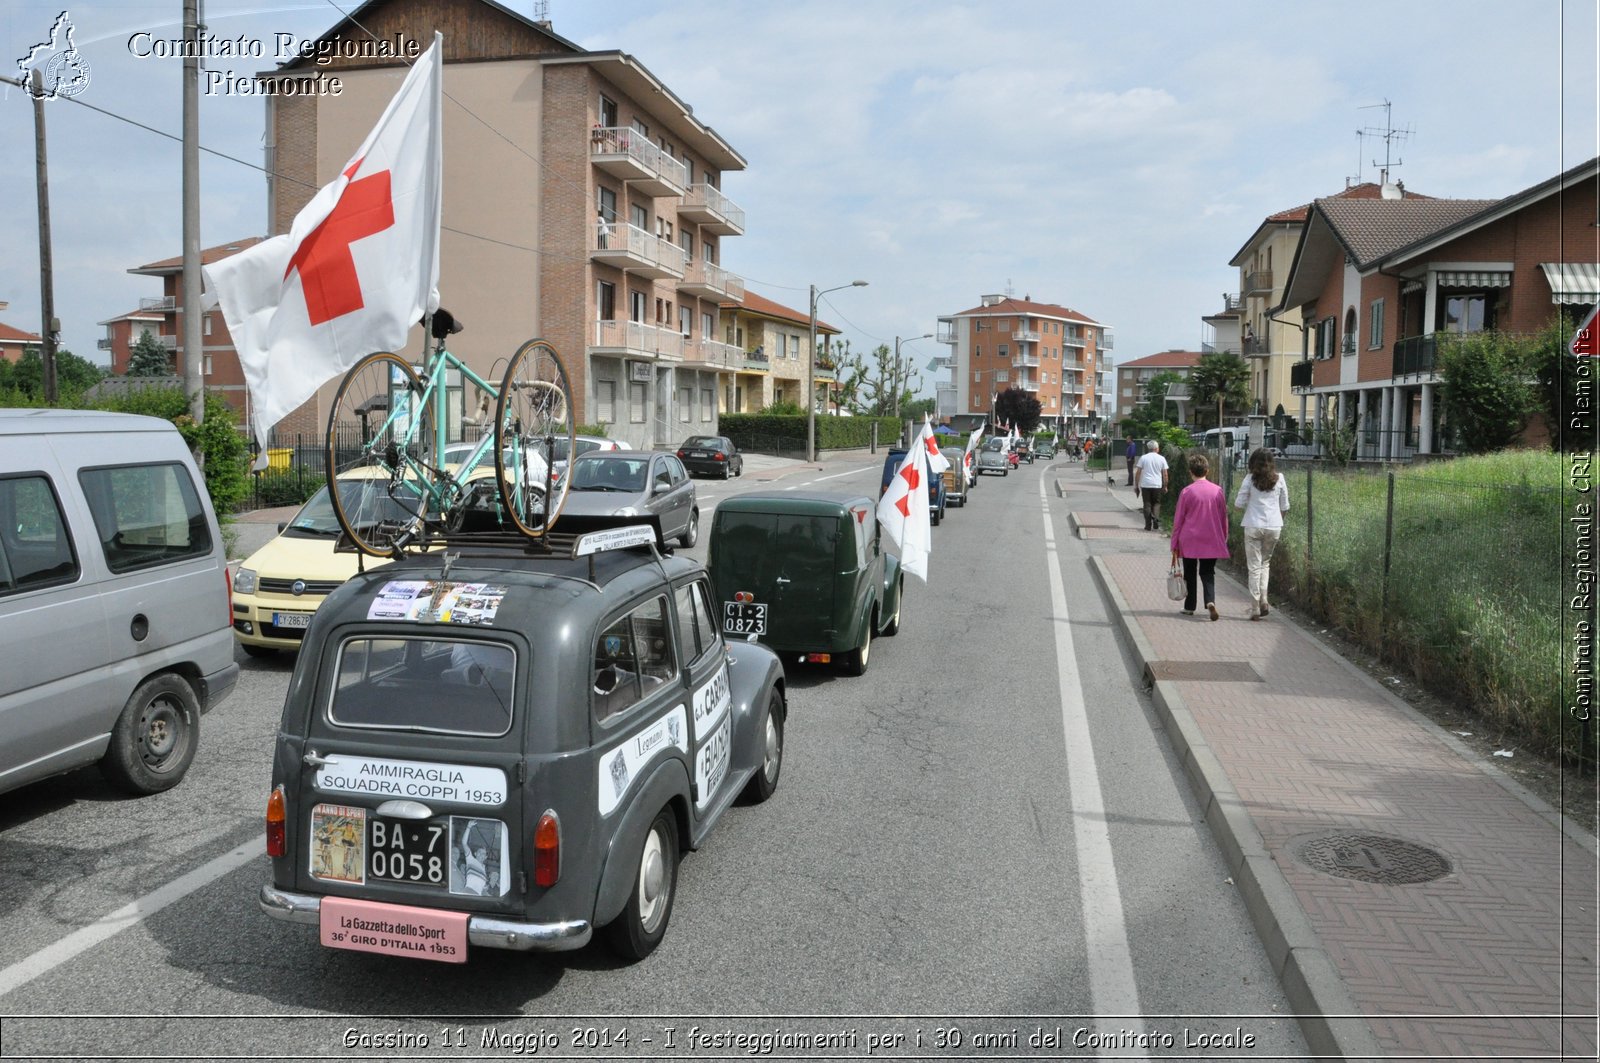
[1099,331,1113,349]
[682,338,743,370]
[1244,336,1269,357]
[1013,328,1040,343]
[591,319,685,361]
[1290,360,1314,390]
[140,296,175,311]
[678,183,745,236]
[592,221,686,280]
[1013,351,1039,368]
[742,350,771,372]
[1244,269,1274,295]
[97,337,113,350]
[588,126,686,197]
[813,363,838,383]
[936,317,958,344]
[1221,293,1243,312]
[156,334,177,350]
[1063,329,1086,348]
[1340,333,1356,355]
[677,260,744,302]
[1392,334,1440,377]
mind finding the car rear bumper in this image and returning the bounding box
[258,883,593,952]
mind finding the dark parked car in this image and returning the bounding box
[258,526,786,963]
[879,447,946,525]
[554,451,698,548]
[707,492,903,676]
[675,435,743,479]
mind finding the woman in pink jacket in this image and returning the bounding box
[1169,452,1230,620]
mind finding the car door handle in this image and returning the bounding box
[303,749,333,768]
[775,577,790,585]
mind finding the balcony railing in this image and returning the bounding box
[1063,329,1086,348]
[1014,352,1039,368]
[1340,333,1356,355]
[1099,331,1113,350]
[1013,328,1040,343]
[683,338,743,370]
[97,337,113,350]
[678,183,745,236]
[1244,336,1269,356]
[1221,293,1243,312]
[588,126,686,197]
[936,318,958,344]
[140,296,175,311]
[742,350,770,371]
[592,221,686,280]
[677,259,744,302]
[1290,360,1315,389]
[813,364,837,383]
[1244,269,1274,294]
[1392,334,1440,377]
[591,319,685,360]
[157,334,178,350]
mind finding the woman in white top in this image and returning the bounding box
[1233,448,1290,619]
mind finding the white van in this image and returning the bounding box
[0,410,238,796]
[1198,426,1282,468]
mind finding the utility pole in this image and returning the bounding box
[14,69,60,403]
[181,0,205,433]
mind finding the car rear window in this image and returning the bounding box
[78,462,211,572]
[0,474,79,595]
[329,636,515,736]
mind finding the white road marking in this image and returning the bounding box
[0,839,261,999]
[1039,477,1148,1049]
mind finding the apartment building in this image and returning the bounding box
[0,322,42,364]
[936,294,1112,434]
[95,308,167,373]
[1279,156,1598,458]
[259,0,747,449]
[719,290,841,414]
[1113,350,1203,427]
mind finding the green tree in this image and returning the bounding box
[833,343,922,416]
[1120,370,1187,437]
[993,387,1042,433]
[54,348,105,398]
[1189,352,1252,430]
[1532,311,1587,451]
[902,397,936,421]
[1437,330,1541,454]
[127,329,172,376]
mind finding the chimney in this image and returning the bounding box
[1379,167,1402,199]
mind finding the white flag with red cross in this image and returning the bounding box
[876,440,932,581]
[919,415,951,475]
[203,34,444,463]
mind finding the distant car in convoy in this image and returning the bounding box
[258,523,786,963]
[879,447,946,525]
[1036,441,1056,460]
[976,438,1010,476]
[939,446,970,508]
[675,435,743,479]
[232,475,416,656]
[554,450,699,549]
[707,491,903,676]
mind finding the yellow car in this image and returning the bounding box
[231,477,421,656]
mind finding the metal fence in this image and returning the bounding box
[1160,457,1578,768]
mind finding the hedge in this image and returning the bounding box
[718,414,905,454]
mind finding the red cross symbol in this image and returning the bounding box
[1574,306,1599,357]
[894,462,920,517]
[923,433,941,458]
[285,159,394,326]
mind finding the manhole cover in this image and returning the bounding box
[1146,661,1262,682]
[1294,832,1451,884]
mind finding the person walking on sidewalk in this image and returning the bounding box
[1170,451,1229,620]
[1234,447,1290,619]
[1134,440,1169,531]
[1125,438,1138,485]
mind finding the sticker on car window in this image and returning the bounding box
[315,755,507,807]
[597,706,688,817]
[366,580,508,624]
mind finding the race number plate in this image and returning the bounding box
[367,817,448,888]
[722,601,767,636]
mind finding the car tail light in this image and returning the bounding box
[805,652,832,664]
[676,450,686,458]
[714,451,726,461]
[266,785,286,858]
[534,810,560,886]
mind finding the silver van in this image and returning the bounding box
[0,410,238,796]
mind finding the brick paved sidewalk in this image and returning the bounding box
[1066,466,1599,1059]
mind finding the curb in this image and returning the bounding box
[1088,554,1386,1060]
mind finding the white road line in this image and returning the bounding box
[1039,478,1148,1050]
[810,467,871,483]
[0,839,261,999]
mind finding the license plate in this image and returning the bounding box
[723,601,767,635]
[368,817,449,888]
[273,611,312,629]
[690,450,711,458]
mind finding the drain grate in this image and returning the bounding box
[1294,832,1451,885]
[1146,660,1262,682]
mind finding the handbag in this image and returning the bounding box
[1166,565,1186,601]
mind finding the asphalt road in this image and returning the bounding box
[0,454,1308,1060]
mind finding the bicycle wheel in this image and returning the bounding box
[326,351,439,556]
[495,338,576,538]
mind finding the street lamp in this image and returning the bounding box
[808,279,868,462]
[892,333,932,420]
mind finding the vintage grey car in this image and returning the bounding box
[258,526,786,962]
[975,438,1011,476]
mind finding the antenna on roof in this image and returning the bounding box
[1358,99,1412,186]
[531,0,550,23]
[1004,278,1015,298]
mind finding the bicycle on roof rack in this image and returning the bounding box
[324,308,577,557]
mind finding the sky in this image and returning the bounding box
[1,0,1596,399]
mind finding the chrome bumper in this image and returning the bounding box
[258,883,592,952]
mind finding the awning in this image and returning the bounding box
[1401,280,1424,295]
[1435,270,1511,288]
[1539,262,1600,304]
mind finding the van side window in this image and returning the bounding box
[593,595,676,721]
[78,463,211,573]
[0,474,79,595]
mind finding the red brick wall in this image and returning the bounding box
[1356,272,1403,382]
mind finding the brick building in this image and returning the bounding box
[1279,156,1599,457]
[0,322,42,364]
[936,294,1113,434]
[258,0,746,450]
[1113,350,1203,427]
[719,290,840,414]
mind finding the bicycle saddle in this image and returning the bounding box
[429,308,464,338]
